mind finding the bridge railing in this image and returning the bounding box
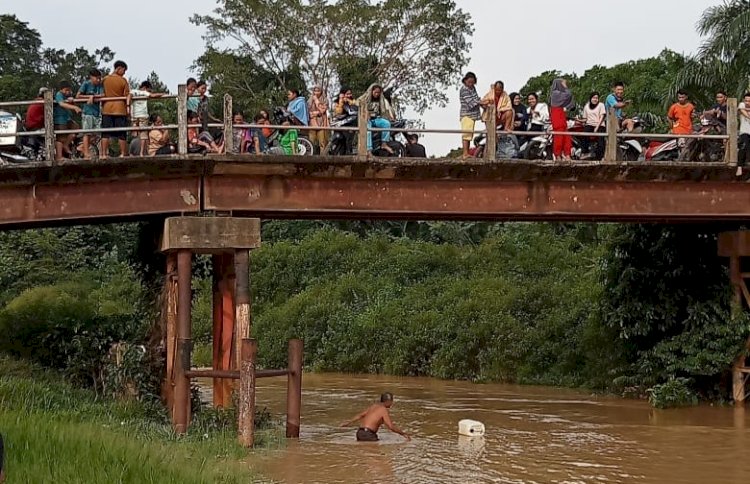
[0,85,739,166]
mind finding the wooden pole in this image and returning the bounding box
[173,249,193,434]
[727,97,739,166]
[43,89,55,166]
[224,94,234,154]
[286,339,303,438]
[357,103,369,160]
[485,104,496,161]
[177,84,188,156]
[235,250,252,369]
[238,338,257,447]
[163,252,178,414]
[211,255,224,408]
[221,253,236,405]
[604,108,619,163]
[730,254,747,405]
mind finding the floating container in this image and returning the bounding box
[458,419,485,437]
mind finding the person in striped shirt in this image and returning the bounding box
[459,72,489,159]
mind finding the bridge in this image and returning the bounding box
[2,87,750,445]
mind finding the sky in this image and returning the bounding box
[5,0,717,156]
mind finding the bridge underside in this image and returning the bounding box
[1,155,750,228]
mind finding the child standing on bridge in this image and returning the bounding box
[130,81,163,157]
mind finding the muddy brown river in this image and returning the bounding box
[225,373,749,483]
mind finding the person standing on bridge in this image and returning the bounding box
[341,392,411,442]
[459,72,486,159]
[550,78,575,162]
[101,60,131,158]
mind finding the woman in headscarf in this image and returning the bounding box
[308,86,330,155]
[510,92,528,132]
[358,84,395,153]
[550,78,575,161]
[581,92,606,159]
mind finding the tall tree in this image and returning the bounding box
[673,0,750,103]
[191,0,473,113]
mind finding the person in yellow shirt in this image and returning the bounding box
[482,81,514,132]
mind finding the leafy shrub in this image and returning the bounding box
[648,378,699,409]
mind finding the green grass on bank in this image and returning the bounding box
[0,356,280,483]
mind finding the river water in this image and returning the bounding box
[240,373,750,484]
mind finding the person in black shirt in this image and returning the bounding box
[711,90,728,127]
[404,134,426,157]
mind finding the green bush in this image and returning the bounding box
[648,378,699,409]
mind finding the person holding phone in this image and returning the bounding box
[605,81,635,133]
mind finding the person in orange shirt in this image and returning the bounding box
[667,90,695,137]
[101,60,131,158]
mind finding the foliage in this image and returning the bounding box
[231,225,615,387]
[647,377,699,409]
[191,0,474,112]
[601,224,750,396]
[0,357,270,482]
[520,50,687,126]
[673,0,750,103]
[0,259,152,394]
[0,14,114,102]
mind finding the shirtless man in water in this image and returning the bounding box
[340,392,411,442]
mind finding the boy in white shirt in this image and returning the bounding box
[130,81,163,156]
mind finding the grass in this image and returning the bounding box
[0,356,283,483]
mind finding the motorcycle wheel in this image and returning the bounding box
[296,138,314,156]
[323,140,347,156]
[525,144,548,160]
[619,147,640,162]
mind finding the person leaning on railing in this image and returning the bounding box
[53,81,82,161]
[76,68,104,160]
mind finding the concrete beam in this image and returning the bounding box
[160,217,261,253]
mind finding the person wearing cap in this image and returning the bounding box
[53,81,82,161]
[340,392,411,442]
[459,72,488,159]
[24,87,48,132]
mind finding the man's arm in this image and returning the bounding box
[60,100,81,114]
[340,408,368,427]
[382,411,410,441]
[740,104,750,120]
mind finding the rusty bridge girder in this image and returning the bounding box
[1,155,750,227]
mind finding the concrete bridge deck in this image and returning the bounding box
[1,154,749,228]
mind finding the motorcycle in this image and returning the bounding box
[267,107,314,156]
[0,111,45,163]
[323,103,359,156]
[679,111,726,162]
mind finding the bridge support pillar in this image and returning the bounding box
[719,231,750,405]
[160,217,261,433]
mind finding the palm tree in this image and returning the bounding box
[673,0,750,105]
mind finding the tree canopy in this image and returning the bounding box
[191,0,473,113]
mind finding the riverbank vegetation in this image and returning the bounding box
[0,356,279,482]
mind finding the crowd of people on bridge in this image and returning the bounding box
[19,59,750,164]
[22,59,430,161]
[458,71,748,164]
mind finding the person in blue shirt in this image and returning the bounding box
[287,89,309,126]
[604,81,635,133]
[77,68,104,159]
[53,81,82,161]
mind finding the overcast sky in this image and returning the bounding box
[6,0,716,155]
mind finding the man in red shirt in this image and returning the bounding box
[24,88,47,131]
[667,90,695,136]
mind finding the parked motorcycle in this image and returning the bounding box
[0,111,45,163]
[679,111,726,162]
[267,107,314,156]
[323,104,359,156]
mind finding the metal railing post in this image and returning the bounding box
[224,94,234,154]
[485,104,496,161]
[604,108,618,163]
[43,90,55,165]
[177,85,188,156]
[357,103,369,160]
[727,97,739,166]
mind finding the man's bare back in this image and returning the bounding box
[341,392,410,441]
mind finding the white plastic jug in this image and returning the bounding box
[458,419,485,437]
